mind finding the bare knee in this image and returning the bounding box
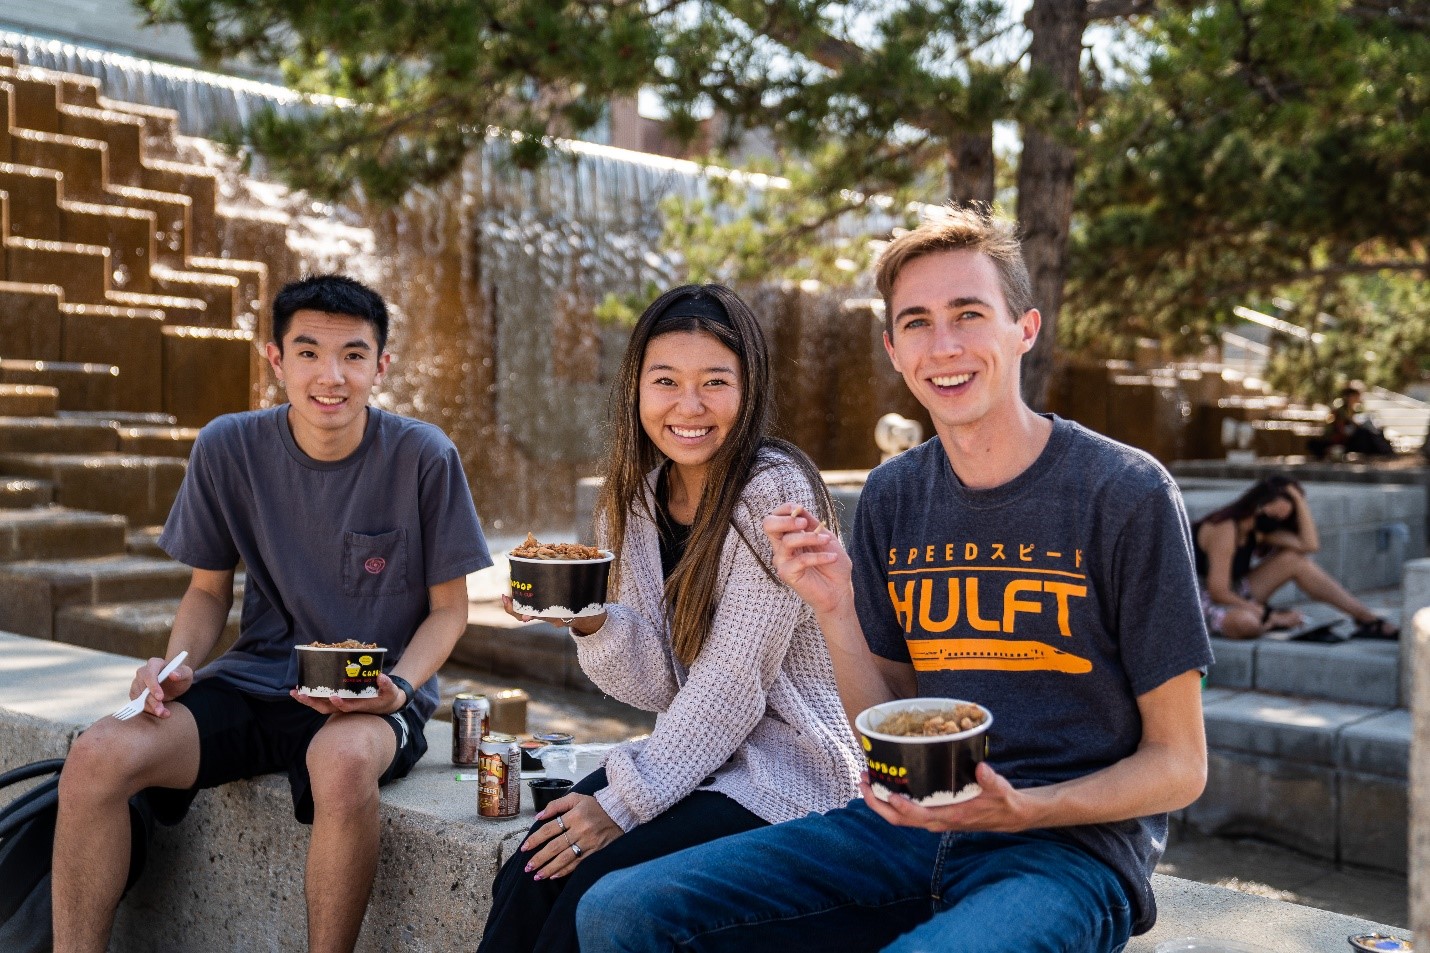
[306,724,389,814]
[1218,609,1264,640]
[60,723,152,808]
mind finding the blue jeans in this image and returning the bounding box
[576,799,1132,953]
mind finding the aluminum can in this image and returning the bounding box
[477,733,521,818]
[452,693,490,766]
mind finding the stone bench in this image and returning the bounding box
[0,632,1405,952]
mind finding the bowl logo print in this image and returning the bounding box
[345,662,361,677]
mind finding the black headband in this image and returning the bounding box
[652,293,734,328]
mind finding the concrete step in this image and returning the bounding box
[0,383,58,416]
[1191,688,1408,872]
[55,597,239,664]
[102,183,192,267]
[116,425,197,458]
[125,525,163,557]
[0,505,125,561]
[0,451,185,525]
[453,600,598,694]
[0,476,52,507]
[59,409,177,427]
[161,326,252,427]
[0,358,122,411]
[0,554,191,638]
[1208,631,1404,707]
[0,415,119,453]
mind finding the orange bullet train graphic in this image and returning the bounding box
[908,638,1093,674]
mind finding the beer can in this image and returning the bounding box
[477,733,521,818]
[452,693,490,766]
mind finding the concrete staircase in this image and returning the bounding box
[1176,480,1420,874]
[0,48,286,667]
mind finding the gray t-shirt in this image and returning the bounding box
[851,415,1212,935]
[158,406,493,722]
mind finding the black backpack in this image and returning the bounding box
[0,758,156,953]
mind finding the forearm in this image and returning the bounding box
[816,594,912,724]
[390,602,467,686]
[165,584,231,664]
[1016,739,1208,829]
[575,604,679,712]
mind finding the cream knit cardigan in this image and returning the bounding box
[578,455,863,831]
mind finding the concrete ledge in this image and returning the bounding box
[1196,690,1408,869]
[0,632,1406,951]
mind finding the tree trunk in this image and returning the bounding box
[947,127,996,206]
[1016,0,1087,410]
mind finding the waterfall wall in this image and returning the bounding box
[6,31,928,531]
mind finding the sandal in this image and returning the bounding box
[1351,618,1400,640]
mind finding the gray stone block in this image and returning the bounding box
[1386,485,1427,524]
[1339,708,1411,779]
[1206,637,1254,689]
[110,720,534,953]
[1254,639,1400,707]
[1411,607,1430,943]
[1339,771,1408,874]
[1187,749,1338,860]
[1129,875,1404,952]
[1342,485,1389,525]
[1202,691,1384,765]
[1342,527,1395,592]
[1401,559,1430,706]
[575,476,600,545]
[1303,487,1350,529]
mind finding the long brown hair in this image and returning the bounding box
[594,284,835,668]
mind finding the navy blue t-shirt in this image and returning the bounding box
[851,416,1212,935]
[158,406,493,722]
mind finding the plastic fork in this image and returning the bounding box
[111,651,189,721]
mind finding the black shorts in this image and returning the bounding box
[147,678,428,825]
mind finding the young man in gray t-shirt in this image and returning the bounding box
[575,208,1212,953]
[53,275,492,953]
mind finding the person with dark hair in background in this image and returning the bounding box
[1309,385,1395,459]
[1193,474,1398,640]
[479,284,861,953]
[52,274,493,953]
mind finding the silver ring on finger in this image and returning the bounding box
[570,841,583,856]
[556,815,566,832]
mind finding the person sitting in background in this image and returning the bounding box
[1308,385,1394,459]
[1193,474,1398,640]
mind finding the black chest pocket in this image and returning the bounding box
[343,529,410,597]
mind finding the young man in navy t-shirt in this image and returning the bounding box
[54,275,492,953]
[575,207,1212,953]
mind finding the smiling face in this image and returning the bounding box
[883,248,1040,441]
[265,309,391,460]
[638,330,743,493]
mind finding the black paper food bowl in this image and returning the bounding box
[855,698,993,806]
[295,645,387,698]
[509,551,614,619]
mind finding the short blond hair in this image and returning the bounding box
[874,205,1033,335]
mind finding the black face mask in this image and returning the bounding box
[1255,513,1283,534]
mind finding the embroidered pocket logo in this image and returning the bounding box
[364,557,386,575]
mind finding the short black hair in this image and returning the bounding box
[271,275,390,354]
